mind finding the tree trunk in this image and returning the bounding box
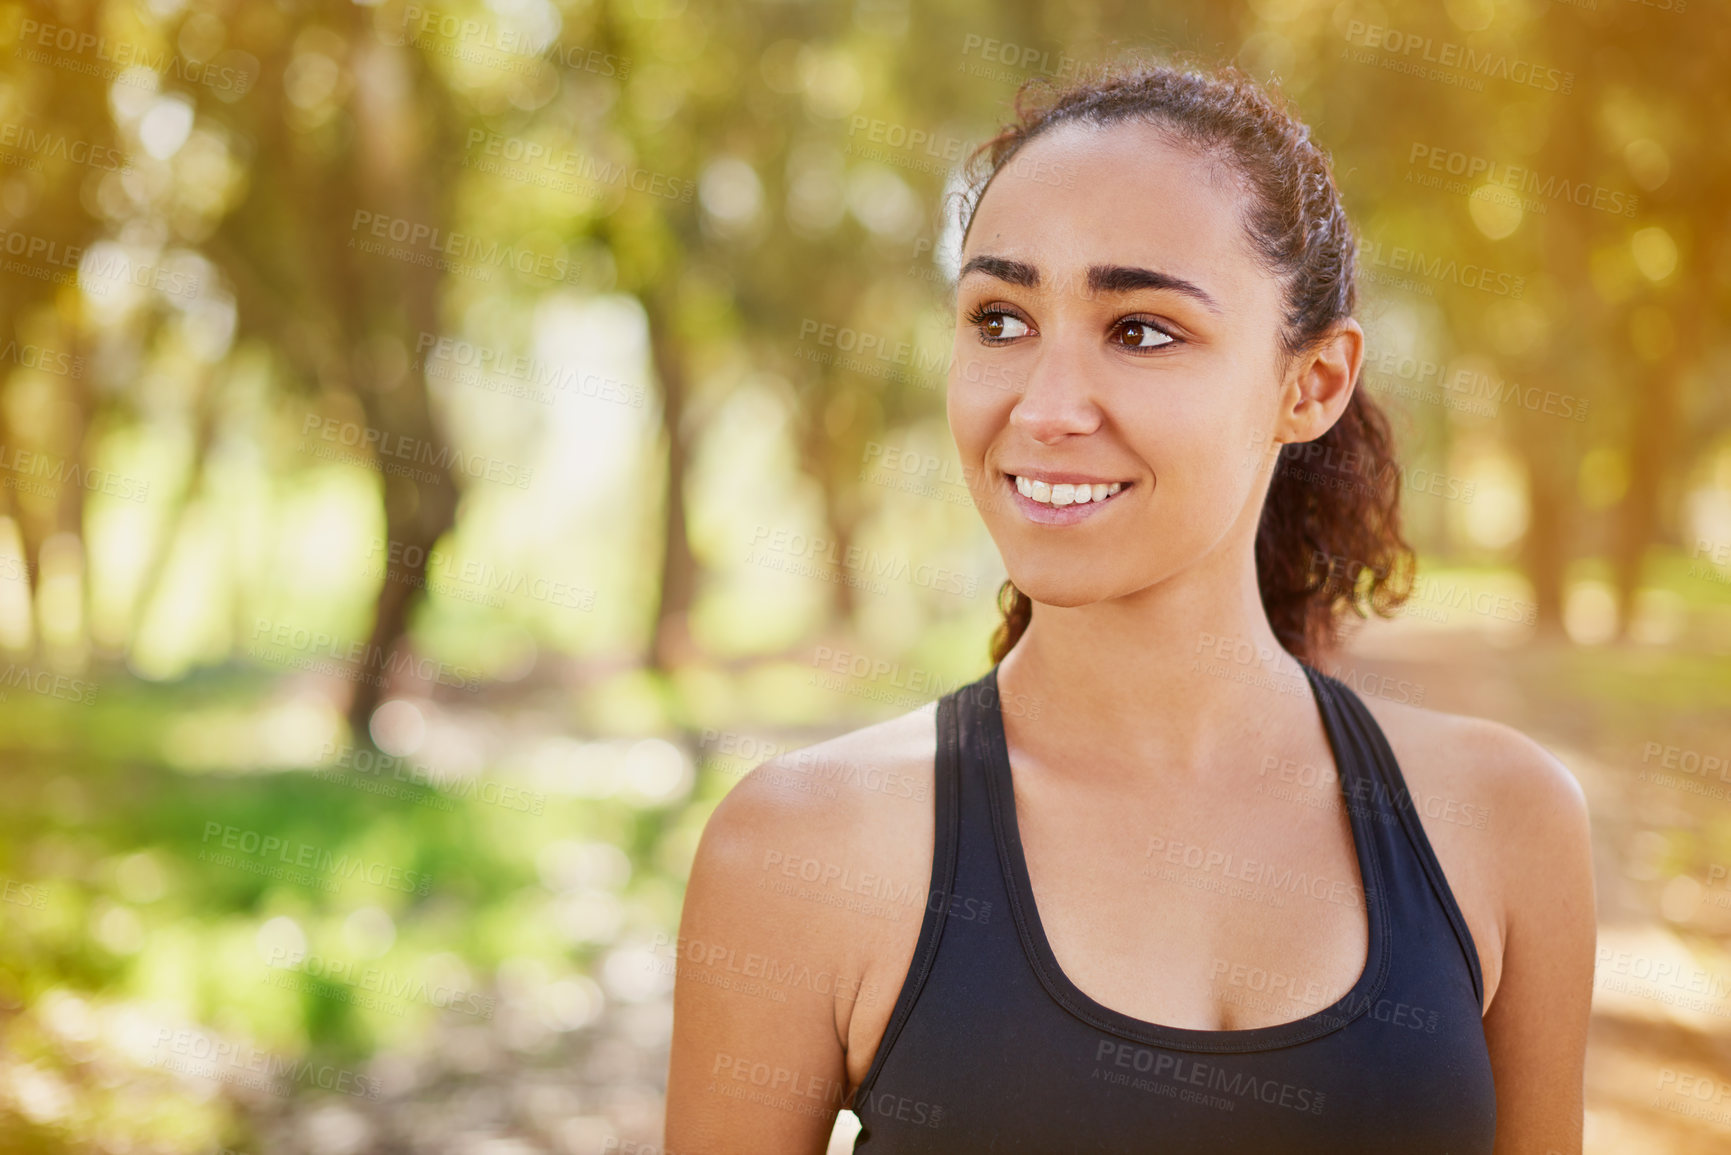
[347,470,457,739]
[340,23,462,740]
[126,365,215,653]
[1520,431,1571,641]
[646,292,699,671]
[825,503,858,623]
[1612,325,1690,640]
[800,382,865,625]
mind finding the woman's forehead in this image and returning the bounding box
[962,125,1267,302]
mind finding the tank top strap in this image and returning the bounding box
[1302,664,1486,1010]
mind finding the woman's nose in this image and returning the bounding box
[1008,336,1104,442]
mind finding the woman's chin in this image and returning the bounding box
[1004,577,1121,609]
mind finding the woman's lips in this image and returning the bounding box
[1002,472,1136,525]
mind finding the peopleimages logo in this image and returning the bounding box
[847,115,968,161]
[149,1028,381,1100]
[0,121,128,172]
[399,5,631,80]
[262,945,496,1019]
[0,661,98,706]
[300,413,533,490]
[15,19,257,96]
[1358,238,1524,299]
[796,318,950,378]
[958,33,1109,85]
[462,130,694,203]
[248,615,484,693]
[415,332,646,409]
[199,822,434,895]
[318,741,548,814]
[1408,143,1638,218]
[1092,1040,1327,1114]
[0,339,87,379]
[748,525,979,598]
[0,442,150,502]
[1342,21,1573,94]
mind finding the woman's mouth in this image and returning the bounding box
[1003,472,1136,524]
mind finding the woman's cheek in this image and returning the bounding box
[946,365,999,465]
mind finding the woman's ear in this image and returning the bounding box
[1273,317,1364,445]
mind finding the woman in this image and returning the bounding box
[665,63,1595,1153]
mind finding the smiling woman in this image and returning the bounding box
[665,62,1595,1155]
[949,69,1413,666]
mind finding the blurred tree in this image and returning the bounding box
[0,0,112,655]
[204,4,467,738]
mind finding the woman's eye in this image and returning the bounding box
[1113,319,1175,349]
[976,311,1030,341]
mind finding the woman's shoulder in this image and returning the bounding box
[703,701,941,852]
[1353,690,1593,1010]
[682,703,944,1053]
[1353,691,1588,832]
[685,702,942,943]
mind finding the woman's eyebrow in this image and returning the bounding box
[958,255,1040,287]
[1087,265,1222,314]
[958,255,1222,314]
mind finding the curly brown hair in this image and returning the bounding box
[964,61,1415,668]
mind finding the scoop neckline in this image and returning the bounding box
[977,662,1392,1054]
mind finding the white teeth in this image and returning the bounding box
[1012,476,1127,507]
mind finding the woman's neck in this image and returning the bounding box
[995,576,1314,787]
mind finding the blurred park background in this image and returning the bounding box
[0,0,1728,1151]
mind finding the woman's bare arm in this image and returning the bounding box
[1477,726,1596,1155]
[664,712,938,1155]
[664,766,854,1153]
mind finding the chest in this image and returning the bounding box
[852,777,1498,1154]
[1011,777,1375,1032]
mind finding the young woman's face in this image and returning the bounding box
[948,120,1302,610]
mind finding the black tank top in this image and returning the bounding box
[849,663,1495,1152]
